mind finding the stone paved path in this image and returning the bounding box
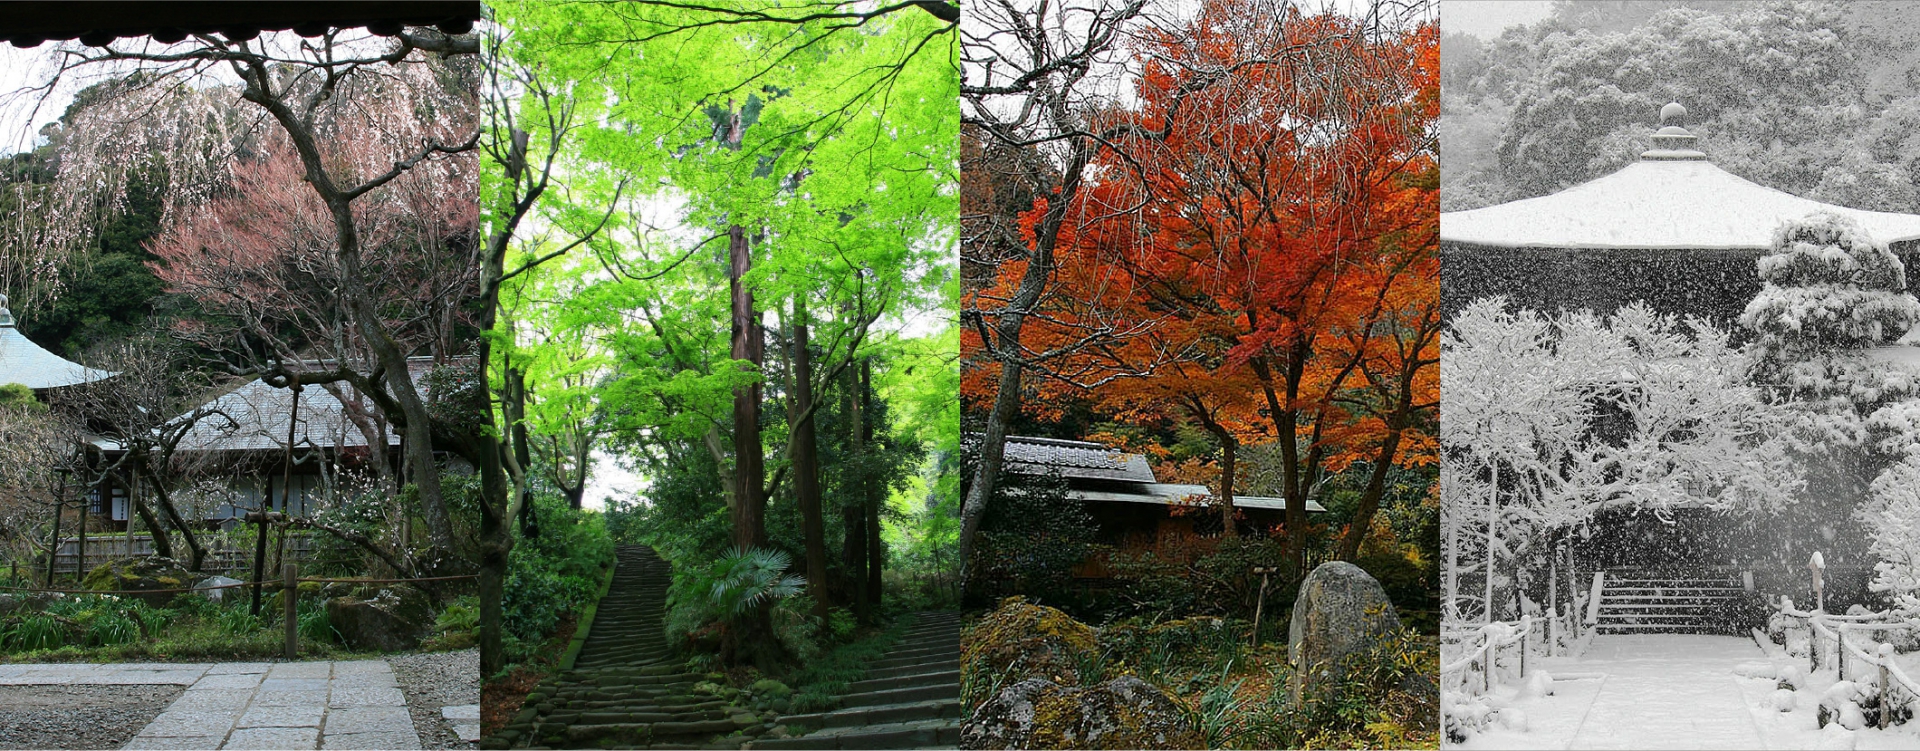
[0,660,422,750]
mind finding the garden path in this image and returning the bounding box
[0,659,422,749]
[1461,635,1763,749]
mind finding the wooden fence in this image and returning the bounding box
[1777,596,1920,729]
[1441,614,1536,699]
[47,534,316,577]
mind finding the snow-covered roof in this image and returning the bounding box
[1441,106,1920,251]
[0,294,116,390]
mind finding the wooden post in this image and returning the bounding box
[1832,624,1841,681]
[44,483,63,586]
[1880,643,1895,730]
[283,562,297,659]
[1251,566,1275,648]
[77,473,87,582]
[1809,552,1825,613]
[250,506,269,617]
[1520,617,1528,678]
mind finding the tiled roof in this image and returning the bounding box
[0,322,116,389]
[993,435,1157,483]
[1069,483,1327,512]
[169,358,447,454]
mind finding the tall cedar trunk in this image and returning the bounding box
[958,137,1096,587]
[722,101,778,669]
[728,222,767,551]
[790,299,831,621]
[862,361,883,606]
[843,363,871,620]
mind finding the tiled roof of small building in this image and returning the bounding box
[168,358,447,454]
[0,294,116,389]
[994,435,1157,483]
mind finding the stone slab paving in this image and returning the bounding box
[441,705,480,743]
[0,660,423,750]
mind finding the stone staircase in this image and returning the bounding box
[1594,570,1746,634]
[498,545,761,749]
[751,611,962,750]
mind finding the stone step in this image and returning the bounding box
[564,717,757,745]
[847,669,959,695]
[869,651,959,670]
[782,699,960,730]
[750,719,961,750]
[840,683,960,709]
[861,659,958,682]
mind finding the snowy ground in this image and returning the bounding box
[1455,634,1920,750]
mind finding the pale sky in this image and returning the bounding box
[1442,0,1554,39]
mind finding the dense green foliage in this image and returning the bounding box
[479,0,954,689]
[501,490,613,662]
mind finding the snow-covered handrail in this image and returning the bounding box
[1776,596,1920,728]
[1441,615,1535,698]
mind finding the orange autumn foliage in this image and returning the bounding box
[962,3,1438,560]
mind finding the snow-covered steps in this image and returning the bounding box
[750,612,961,750]
[1594,572,1749,634]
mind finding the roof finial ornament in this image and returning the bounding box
[0,292,12,328]
[1661,101,1687,126]
[1643,101,1706,162]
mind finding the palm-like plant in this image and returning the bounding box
[673,547,808,620]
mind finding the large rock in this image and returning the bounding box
[962,675,1204,750]
[82,556,198,607]
[963,597,1099,692]
[1289,561,1402,700]
[325,584,433,651]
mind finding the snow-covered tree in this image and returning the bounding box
[1443,298,1798,623]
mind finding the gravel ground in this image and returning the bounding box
[390,648,480,749]
[0,684,184,750]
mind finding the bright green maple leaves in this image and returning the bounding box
[485,1,957,476]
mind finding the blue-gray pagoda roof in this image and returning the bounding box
[0,293,116,389]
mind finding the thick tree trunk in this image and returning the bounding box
[127,472,172,561]
[728,223,767,551]
[843,365,871,620]
[137,461,206,572]
[958,138,1095,587]
[862,361,883,607]
[235,65,456,563]
[790,299,831,621]
[1335,419,1408,561]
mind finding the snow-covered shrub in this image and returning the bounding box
[1864,458,1920,604]
[1743,212,1920,449]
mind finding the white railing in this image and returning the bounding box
[1442,615,1536,698]
[1778,596,1920,729]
